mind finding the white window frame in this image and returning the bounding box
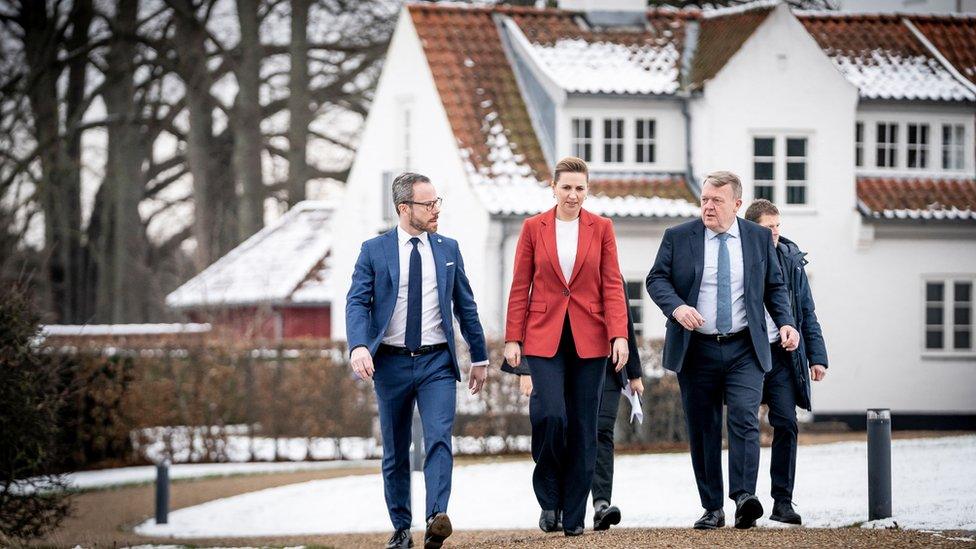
[922,276,976,358]
[572,118,593,162]
[603,118,625,164]
[752,136,776,203]
[785,136,809,206]
[876,122,899,169]
[906,123,930,170]
[855,121,864,168]
[750,132,813,209]
[942,123,965,171]
[635,118,656,164]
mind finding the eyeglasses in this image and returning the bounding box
[401,197,443,212]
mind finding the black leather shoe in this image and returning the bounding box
[424,513,452,549]
[555,509,563,531]
[386,528,413,549]
[770,500,802,525]
[693,508,725,530]
[734,493,764,529]
[564,525,584,536]
[539,509,560,533]
[593,503,621,531]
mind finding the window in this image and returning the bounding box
[753,137,775,201]
[907,123,929,169]
[855,122,863,168]
[942,124,965,170]
[382,171,396,225]
[603,118,624,163]
[786,137,808,205]
[635,119,656,164]
[925,278,975,352]
[877,122,898,168]
[572,118,592,162]
[626,280,644,337]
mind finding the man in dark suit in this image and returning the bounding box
[646,171,799,530]
[745,199,829,526]
[346,172,489,549]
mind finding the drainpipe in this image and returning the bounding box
[680,19,700,197]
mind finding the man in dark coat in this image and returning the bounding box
[745,199,829,526]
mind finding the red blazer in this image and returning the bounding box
[505,207,628,359]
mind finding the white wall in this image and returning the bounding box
[329,8,492,341]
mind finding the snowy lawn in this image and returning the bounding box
[134,435,975,537]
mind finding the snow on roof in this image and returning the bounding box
[40,323,212,337]
[166,201,334,309]
[857,176,976,221]
[701,0,778,19]
[506,18,681,95]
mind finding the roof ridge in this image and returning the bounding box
[796,10,976,21]
[702,0,778,20]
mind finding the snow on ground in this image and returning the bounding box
[63,460,379,491]
[135,435,976,537]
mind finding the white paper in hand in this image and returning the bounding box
[621,385,643,424]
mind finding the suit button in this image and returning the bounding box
[562,289,570,296]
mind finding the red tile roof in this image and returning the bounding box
[690,7,774,89]
[857,177,976,220]
[589,175,696,201]
[910,15,976,86]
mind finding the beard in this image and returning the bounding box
[408,210,436,233]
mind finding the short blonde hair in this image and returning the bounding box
[702,170,742,199]
[553,156,589,184]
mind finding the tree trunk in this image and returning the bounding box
[233,0,266,240]
[287,0,311,206]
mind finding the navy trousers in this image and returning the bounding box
[764,343,799,504]
[373,347,456,529]
[591,365,621,505]
[527,318,606,531]
[677,332,764,511]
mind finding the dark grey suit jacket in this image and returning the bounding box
[646,217,795,374]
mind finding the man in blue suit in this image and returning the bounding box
[647,171,799,530]
[346,172,489,549]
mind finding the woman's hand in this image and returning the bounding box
[504,341,522,368]
[628,377,644,396]
[519,375,533,397]
[611,338,629,372]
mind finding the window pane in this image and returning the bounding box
[754,138,774,156]
[755,185,774,201]
[954,306,970,326]
[877,123,887,142]
[856,147,863,167]
[787,185,806,205]
[626,281,642,299]
[787,138,806,157]
[754,161,774,180]
[926,282,944,302]
[926,330,943,349]
[926,305,944,325]
[877,146,888,167]
[604,143,613,162]
[648,144,655,163]
[908,124,917,143]
[787,162,806,181]
[954,330,971,350]
[908,149,918,168]
[856,122,863,141]
[955,282,971,302]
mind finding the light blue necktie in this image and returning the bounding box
[716,232,732,334]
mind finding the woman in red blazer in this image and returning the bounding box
[504,156,629,536]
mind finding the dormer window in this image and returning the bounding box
[603,119,624,163]
[876,122,898,168]
[943,124,965,170]
[907,123,929,169]
[572,118,592,162]
[636,119,656,164]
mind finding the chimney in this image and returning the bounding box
[558,0,647,28]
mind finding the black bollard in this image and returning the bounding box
[867,408,892,521]
[156,461,170,525]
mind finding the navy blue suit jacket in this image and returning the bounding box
[345,228,488,381]
[646,218,795,374]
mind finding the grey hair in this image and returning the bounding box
[702,170,743,200]
[391,172,430,212]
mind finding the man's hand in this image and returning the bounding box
[519,375,533,397]
[810,364,827,382]
[673,304,705,331]
[350,346,374,380]
[628,377,644,396]
[504,341,522,368]
[611,338,629,371]
[779,325,799,351]
[468,365,487,395]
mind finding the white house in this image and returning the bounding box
[329,0,976,428]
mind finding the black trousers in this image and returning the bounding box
[527,317,606,531]
[764,343,799,503]
[677,332,764,511]
[592,365,621,505]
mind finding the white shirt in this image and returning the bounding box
[555,216,580,283]
[383,227,447,347]
[764,309,780,343]
[696,218,748,335]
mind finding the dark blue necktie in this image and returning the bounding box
[405,237,422,352]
